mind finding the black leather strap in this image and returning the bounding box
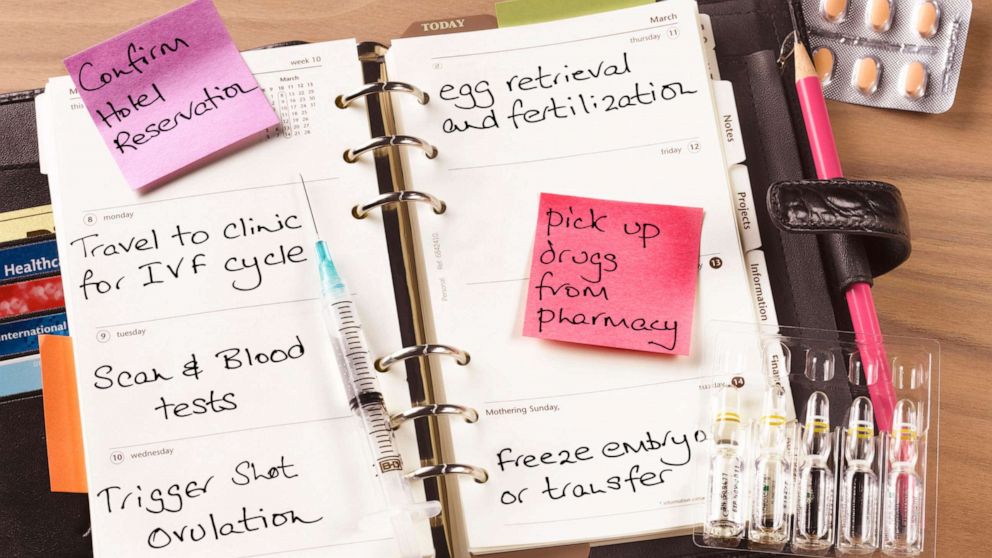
[767,178,911,291]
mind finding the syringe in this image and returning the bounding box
[316,240,437,558]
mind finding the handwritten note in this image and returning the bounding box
[493,427,705,505]
[523,193,703,355]
[67,210,308,303]
[63,0,278,190]
[432,50,698,136]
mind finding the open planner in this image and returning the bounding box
[35,1,785,556]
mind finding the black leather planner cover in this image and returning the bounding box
[0,89,49,216]
[0,392,93,557]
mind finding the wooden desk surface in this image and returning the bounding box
[2,1,989,555]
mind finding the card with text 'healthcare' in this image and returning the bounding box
[63,0,279,190]
[523,193,703,355]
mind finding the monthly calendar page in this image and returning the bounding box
[265,78,316,139]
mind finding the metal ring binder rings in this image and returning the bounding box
[375,343,471,372]
[343,134,438,162]
[335,80,430,108]
[343,41,487,558]
[352,190,447,219]
[390,404,480,429]
[406,464,490,485]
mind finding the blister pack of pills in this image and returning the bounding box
[802,0,972,113]
[692,323,939,556]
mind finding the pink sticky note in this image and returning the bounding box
[63,0,279,190]
[523,193,704,355]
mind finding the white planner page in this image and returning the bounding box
[388,1,764,552]
[41,40,430,557]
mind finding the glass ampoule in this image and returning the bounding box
[839,396,880,554]
[704,386,746,546]
[794,391,835,553]
[749,385,790,548]
[882,399,924,556]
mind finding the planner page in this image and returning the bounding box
[39,40,430,557]
[388,1,764,552]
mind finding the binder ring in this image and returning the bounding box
[352,191,446,219]
[343,135,438,163]
[375,344,470,372]
[336,81,430,108]
[390,404,479,430]
[406,464,489,484]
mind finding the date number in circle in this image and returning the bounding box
[110,451,125,465]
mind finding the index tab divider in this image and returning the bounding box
[712,80,746,166]
[746,248,779,328]
[731,164,761,253]
[38,334,88,494]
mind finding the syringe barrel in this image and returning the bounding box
[323,298,403,467]
[356,398,404,470]
[324,298,380,398]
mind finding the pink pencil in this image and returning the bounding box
[794,43,896,432]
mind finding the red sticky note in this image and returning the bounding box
[63,0,279,190]
[523,193,703,355]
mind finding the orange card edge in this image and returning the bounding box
[39,334,88,493]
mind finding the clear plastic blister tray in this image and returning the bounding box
[692,323,939,556]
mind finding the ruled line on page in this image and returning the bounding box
[448,138,698,171]
[96,297,319,330]
[431,23,678,60]
[84,177,339,213]
[110,415,352,451]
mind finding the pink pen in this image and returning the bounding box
[794,43,897,432]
